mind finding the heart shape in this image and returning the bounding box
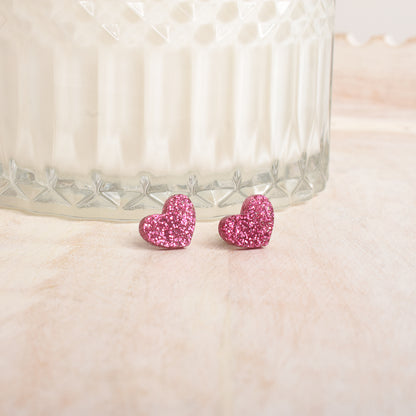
[139,194,196,249]
[218,195,274,249]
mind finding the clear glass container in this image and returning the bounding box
[0,0,335,220]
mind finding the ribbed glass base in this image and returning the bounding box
[0,148,328,221]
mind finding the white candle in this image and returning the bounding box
[0,0,335,219]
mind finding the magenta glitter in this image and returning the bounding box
[218,195,275,249]
[139,194,196,249]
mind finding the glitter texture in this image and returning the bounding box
[218,195,275,249]
[139,194,196,249]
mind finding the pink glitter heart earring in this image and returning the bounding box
[218,195,275,249]
[139,194,196,249]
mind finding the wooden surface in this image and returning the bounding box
[1,37,416,415]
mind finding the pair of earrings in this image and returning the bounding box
[139,194,275,249]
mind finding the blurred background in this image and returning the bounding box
[336,0,416,44]
[332,0,416,128]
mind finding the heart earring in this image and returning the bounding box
[139,194,196,249]
[218,195,275,249]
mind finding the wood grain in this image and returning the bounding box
[333,35,416,117]
[0,37,416,415]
